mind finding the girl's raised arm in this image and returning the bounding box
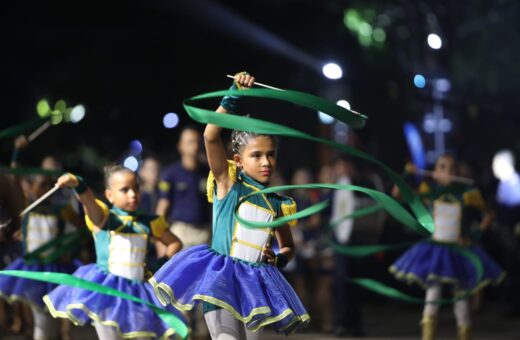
[56,173,107,229]
[203,72,254,198]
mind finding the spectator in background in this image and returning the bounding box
[138,156,161,215]
[155,126,210,339]
[331,157,365,337]
[156,126,210,252]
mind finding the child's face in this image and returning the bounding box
[234,136,277,184]
[105,172,141,211]
[433,156,456,186]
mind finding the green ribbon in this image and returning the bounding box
[0,166,63,177]
[183,88,434,236]
[233,183,431,236]
[0,118,49,139]
[23,229,88,265]
[182,87,485,303]
[0,270,189,339]
[348,278,475,304]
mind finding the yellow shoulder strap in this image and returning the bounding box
[85,199,109,231]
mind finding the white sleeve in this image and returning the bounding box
[331,176,355,244]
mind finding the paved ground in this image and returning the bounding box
[2,301,519,339]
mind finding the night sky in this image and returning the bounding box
[2,0,519,188]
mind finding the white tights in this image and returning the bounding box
[31,306,58,340]
[94,321,149,340]
[423,284,471,327]
[205,309,263,340]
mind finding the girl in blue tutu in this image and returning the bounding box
[44,166,184,339]
[390,154,505,340]
[150,72,309,339]
[0,173,82,340]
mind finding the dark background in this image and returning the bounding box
[1,0,519,187]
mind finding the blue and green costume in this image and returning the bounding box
[151,161,309,335]
[44,200,185,339]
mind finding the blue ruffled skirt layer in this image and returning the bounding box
[389,241,505,293]
[150,245,309,335]
[44,264,184,339]
[0,257,77,309]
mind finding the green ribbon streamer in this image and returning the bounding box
[0,270,189,339]
[348,278,474,304]
[182,87,485,303]
[233,183,431,236]
[23,229,88,265]
[183,88,434,235]
[325,204,420,257]
[0,166,63,177]
[0,118,49,139]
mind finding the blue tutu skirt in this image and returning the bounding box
[389,241,505,293]
[0,257,77,309]
[150,245,309,335]
[44,264,185,339]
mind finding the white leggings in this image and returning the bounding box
[31,306,58,340]
[423,284,471,327]
[94,322,150,340]
[205,309,263,340]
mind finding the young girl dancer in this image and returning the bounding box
[150,72,309,339]
[390,154,505,340]
[0,173,82,340]
[44,166,184,339]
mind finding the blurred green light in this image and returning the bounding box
[358,33,373,47]
[344,9,361,31]
[359,22,373,37]
[373,28,386,42]
[55,100,67,113]
[51,112,63,125]
[36,99,51,117]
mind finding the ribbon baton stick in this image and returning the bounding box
[27,120,52,142]
[20,185,60,217]
[226,75,284,91]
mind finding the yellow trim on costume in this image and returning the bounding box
[207,160,238,203]
[43,295,179,339]
[281,199,298,227]
[241,181,275,214]
[389,266,506,297]
[463,189,485,210]
[150,216,169,238]
[232,237,265,252]
[240,200,275,216]
[109,231,147,239]
[85,199,110,231]
[149,277,309,332]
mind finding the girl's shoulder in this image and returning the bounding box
[207,160,239,203]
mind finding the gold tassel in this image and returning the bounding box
[281,198,298,227]
[420,314,437,340]
[207,160,237,203]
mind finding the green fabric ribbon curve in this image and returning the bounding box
[0,270,189,339]
[182,86,485,303]
[0,118,49,140]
